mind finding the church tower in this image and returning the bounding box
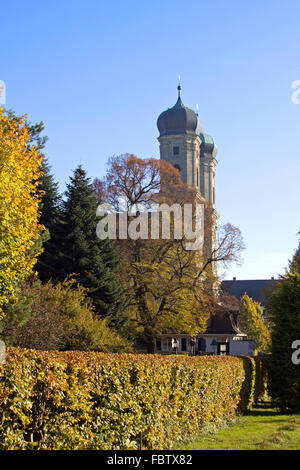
[157,84,217,209]
[157,84,219,278]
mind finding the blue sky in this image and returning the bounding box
[1,0,300,280]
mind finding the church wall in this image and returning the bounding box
[158,134,202,187]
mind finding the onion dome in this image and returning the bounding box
[200,132,218,157]
[157,86,202,137]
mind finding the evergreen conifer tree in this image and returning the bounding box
[289,241,300,273]
[267,271,300,411]
[36,158,62,282]
[57,166,127,330]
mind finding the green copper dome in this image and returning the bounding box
[200,132,218,157]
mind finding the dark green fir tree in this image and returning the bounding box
[57,165,127,330]
[289,240,300,274]
[267,270,300,411]
[36,158,63,282]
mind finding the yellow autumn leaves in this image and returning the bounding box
[0,349,263,449]
[239,294,271,352]
[0,109,44,315]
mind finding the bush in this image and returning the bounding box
[0,348,265,450]
[237,356,256,412]
[1,279,131,353]
[254,355,270,403]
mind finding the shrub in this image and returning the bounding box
[237,356,256,412]
[1,279,131,353]
[0,348,264,450]
[254,355,270,403]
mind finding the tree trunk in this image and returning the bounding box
[144,327,155,354]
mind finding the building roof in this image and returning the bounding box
[221,278,279,304]
[157,92,201,137]
[158,307,246,337]
[205,309,246,336]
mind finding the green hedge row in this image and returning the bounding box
[0,348,266,449]
[254,355,269,403]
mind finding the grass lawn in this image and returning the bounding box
[181,408,300,450]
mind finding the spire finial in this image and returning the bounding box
[177,74,181,97]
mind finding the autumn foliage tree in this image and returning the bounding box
[0,109,44,316]
[95,154,244,351]
[239,294,271,352]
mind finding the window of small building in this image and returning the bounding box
[173,146,179,155]
[156,339,161,351]
[181,338,187,351]
[217,343,229,355]
[198,338,206,352]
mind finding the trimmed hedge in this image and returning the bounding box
[237,356,256,413]
[0,348,265,449]
[254,355,270,403]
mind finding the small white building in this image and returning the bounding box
[155,309,254,356]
